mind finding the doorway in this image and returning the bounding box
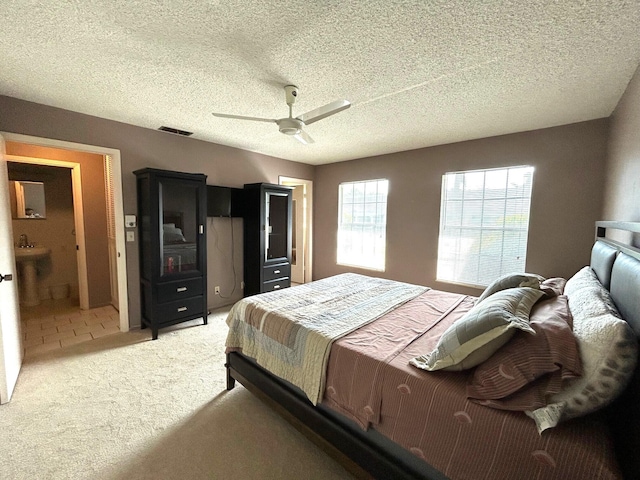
[279,176,313,284]
[1,132,129,333]
[7,156,90,309]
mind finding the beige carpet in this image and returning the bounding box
[0,307,354,480]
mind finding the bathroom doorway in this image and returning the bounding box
[7,157,90,309]
[0,132,129,332]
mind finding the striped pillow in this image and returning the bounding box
[411,287,543,372]
[467,295,582,410]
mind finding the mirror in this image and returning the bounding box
[265,192,288,261]
[10,181,46,219]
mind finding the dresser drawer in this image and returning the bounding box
[156,295,204,323]
[263,263,290,282]
[263,278,290,292]
[157,278,203,303]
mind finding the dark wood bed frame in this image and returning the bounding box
[226,221,640,480]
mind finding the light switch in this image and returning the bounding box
[126,231,135,242]
[125,215,137,228]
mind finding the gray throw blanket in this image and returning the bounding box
[225,273,428,404]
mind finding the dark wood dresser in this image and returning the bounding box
[134,168,208,339]
[242,183,292,296]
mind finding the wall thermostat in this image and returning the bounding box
[125,215,137,228]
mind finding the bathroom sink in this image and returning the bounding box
[15,246,50,307]
[15,246,50,261]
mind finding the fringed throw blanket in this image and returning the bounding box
[225,273,428,404]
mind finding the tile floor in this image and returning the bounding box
[20,298,120,357]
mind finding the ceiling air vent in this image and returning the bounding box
[158,126,193,136]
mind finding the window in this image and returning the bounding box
[437,166,534,287]
[337,179,388,270]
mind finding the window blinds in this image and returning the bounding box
[437,166,534,287]
[337,179,388,271]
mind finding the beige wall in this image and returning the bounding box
[6,143,111,307]
[313,119,609,296]
[0,92,623,320]
[603,64,640,237]
[7,163,78,301]
[0,95,314,326]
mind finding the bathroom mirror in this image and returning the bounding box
[10,181,46,219]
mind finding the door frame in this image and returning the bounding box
[0,132,129,332]
[279,176,313,283]
[6,154,90,310]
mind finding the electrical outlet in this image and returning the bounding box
[241,281,245,289]
[215,286,220,294]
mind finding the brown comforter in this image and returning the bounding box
[322,289,621,480]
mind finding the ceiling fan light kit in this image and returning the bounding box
[278,118,303,135]
[212,85,351,145]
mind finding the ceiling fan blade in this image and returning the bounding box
[297,99,351,125]
[212,113,276,124]
[293,129,314,145]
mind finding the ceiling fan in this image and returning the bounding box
[212,85,351,144]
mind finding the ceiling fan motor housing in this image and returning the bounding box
[285,85,299,105]
[278,117,303,135]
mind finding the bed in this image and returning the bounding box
[225,221,640,480]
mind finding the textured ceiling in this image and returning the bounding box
[1,1,639,165]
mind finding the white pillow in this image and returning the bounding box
[163,227,186,243]
[526,269,637,434]
[410,287,542,372]
[564,266,620,318]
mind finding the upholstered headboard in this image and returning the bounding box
[609,253,640,336]
[590,241,618,290]
[592,222,640,479]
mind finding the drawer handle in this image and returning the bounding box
[273,285,280,289]
[177,306,188,312]
[176,287,187,292]
[273,270,280,274]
